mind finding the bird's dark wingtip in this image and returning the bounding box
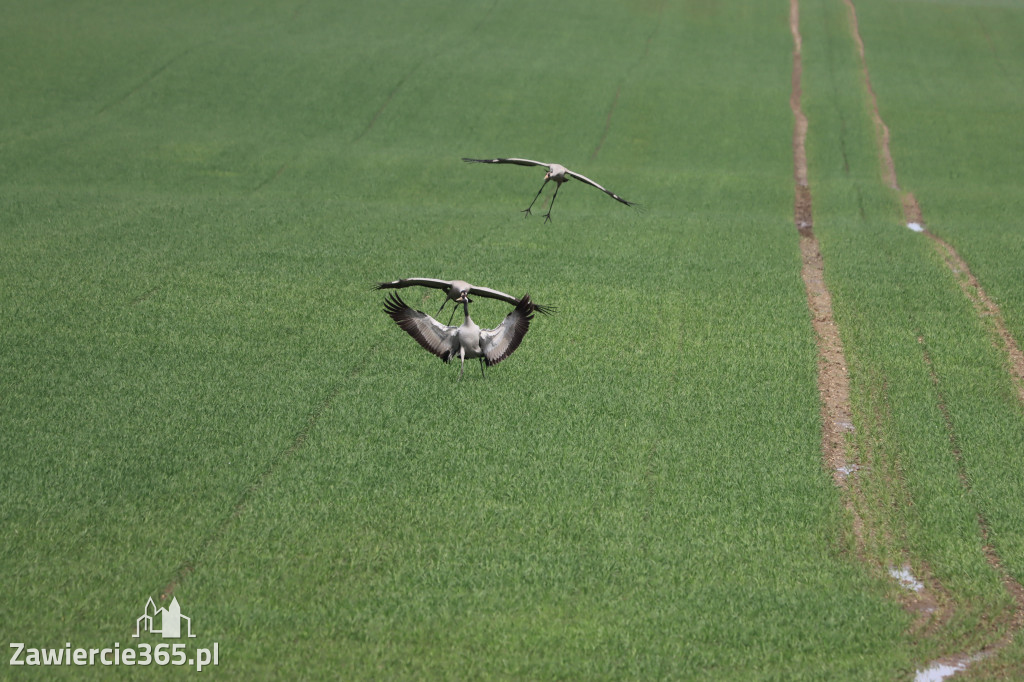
[534,303,557,316]
[382,291,407,316]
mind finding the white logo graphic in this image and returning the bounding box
[133,597,196,639]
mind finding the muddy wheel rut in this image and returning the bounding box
[792,0,1024,676]
[791,0,861,549]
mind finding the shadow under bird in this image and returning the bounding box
[374,277,555,325]
[462,157,639,222]
[383,291,535,379]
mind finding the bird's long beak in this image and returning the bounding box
[456,294,471,303]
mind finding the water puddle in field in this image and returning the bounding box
[836,463,859,477]
[887,565,983,682]
[907,222,925,232]
[915,654,986,682]
[889,565,925,592]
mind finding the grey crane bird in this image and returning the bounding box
[375,277,555,325]
[462,157,639,222]
[383,292,535,379]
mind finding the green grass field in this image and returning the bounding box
[2,0,1023,679]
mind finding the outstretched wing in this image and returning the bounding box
[383,293,458,363]
[479,295,535,367]
[565,169,638,207]
[466,283,556,316]
[374,277,452,293]
[464,283,518,305]
[462,157,550,169]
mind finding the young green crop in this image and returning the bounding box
[3,0,1022,678]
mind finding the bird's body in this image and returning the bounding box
[375,276,554,323]
[383,292,534,379]
[462,157,638,221]
[454,315,483,360]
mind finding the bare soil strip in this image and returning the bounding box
[797,229,852,487]
[790,0,851,507]
[840,0,898,192]
[789,0,812,228]
[842,0,1024,670]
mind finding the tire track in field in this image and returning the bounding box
[918,333,1024,674]
[926,233,1024,406]
[152,384,341,605]
[842,0,1024,674]
[790,0,812,230]
[790,0,947,643]
[790,0,855,519]
[842,0,1024,407]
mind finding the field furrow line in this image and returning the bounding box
[354,66,424,142]
[590,8,662,162]
[354,0,500,143]
[252,162,289,193]
[128,285,163,306]
[591,85,622,163]
[97,46,203,116]
[151,384,341,606]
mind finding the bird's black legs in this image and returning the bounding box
[479,358,486,379]
[521,178,549,216]
[543,181,562,223]
[436,299,458,326]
